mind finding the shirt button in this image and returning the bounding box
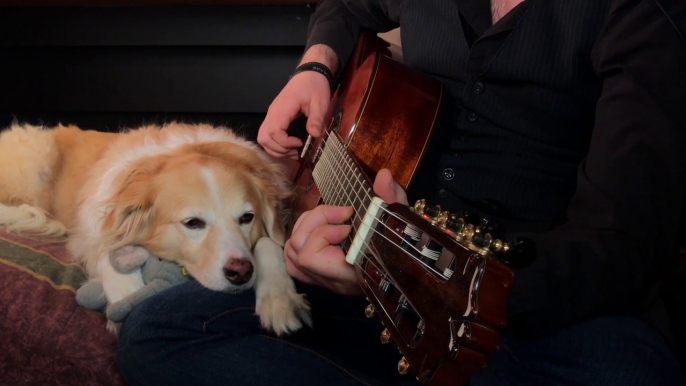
[442,168,455,181]
[467,111,478,121]
[472,81,485,94]
[438,189,448,198]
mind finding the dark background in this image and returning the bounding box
[0,3,316,139]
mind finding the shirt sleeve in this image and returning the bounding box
[304,0,401,69]
[506,0,686,336]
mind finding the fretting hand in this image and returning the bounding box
[283,168,408,296]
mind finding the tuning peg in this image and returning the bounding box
[498,236,536,268]
[365,304,375,318]
[443,255,457,278]
[380,328,391,344]
[443,213,465,234]
[413,199,427,214]
[398,357,410,375]
[396,296,416,319]
[419,239,442,267]
[424,204,441,218]
[471,230,492,249]
[379,278,394,296]
[461,222,476,241]
[401,223,422,252]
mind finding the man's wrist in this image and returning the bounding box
[299,44,340,74]
[291,62,335,91]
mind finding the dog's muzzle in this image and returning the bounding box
[223,258,254,285]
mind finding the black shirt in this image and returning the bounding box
[305,0,686,339]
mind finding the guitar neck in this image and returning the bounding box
[310,131,380,257]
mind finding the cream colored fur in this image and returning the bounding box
[0,124,65,236]
[0,122,310,336]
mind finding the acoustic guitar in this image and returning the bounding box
[289,32,531,386]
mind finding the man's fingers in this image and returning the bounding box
[257,98,301,151]
[271,129,304,150]
[292,205,354,235]
[296,226,350,273]
[309,223,351,249]
[261,100,298,132]
[284,257,316,284]
[285,223,350,274]
[306,97,329,138]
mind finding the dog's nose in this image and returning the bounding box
[223,258,254,285]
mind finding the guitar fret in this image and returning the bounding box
[315,135,367,204]
[315,135,335,204]
[334,140,357,208]
[322,138,339,205]
[333,139,367,225]
[312,133,376,256]
[340,139,371,212]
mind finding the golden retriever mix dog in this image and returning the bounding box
[0,122,311,335]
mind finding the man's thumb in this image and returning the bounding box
[373,168,408,205]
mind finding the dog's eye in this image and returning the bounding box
[182,217,206,230]
[238,212,255,225]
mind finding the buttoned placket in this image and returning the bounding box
[442,1,531,193]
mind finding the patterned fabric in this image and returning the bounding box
[0,227,126,386]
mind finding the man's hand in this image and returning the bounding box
[257,44,339,159]
[283,168,408,296]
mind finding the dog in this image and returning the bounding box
[0,122,311,335]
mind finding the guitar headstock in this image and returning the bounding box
[352,199,535,385]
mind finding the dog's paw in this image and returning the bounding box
[256,289,312,337]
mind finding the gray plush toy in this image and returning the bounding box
[75,245,189,322]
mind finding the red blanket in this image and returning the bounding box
[0,227,126,386]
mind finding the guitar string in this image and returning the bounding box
[315,131,403,254]
[314,130,432,264]
[313,132,437,271]
[306,132,467,305]
[306,134,419,316]
[308,121,428,229]
[318,130,433,243]
[308,129,474,289]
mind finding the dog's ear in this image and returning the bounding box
[255,160,293,247]
[101,157,165,252]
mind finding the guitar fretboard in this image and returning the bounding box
[311,133,374,252]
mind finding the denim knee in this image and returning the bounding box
[116,281,261,385]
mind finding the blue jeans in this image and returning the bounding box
[117,280,685,386]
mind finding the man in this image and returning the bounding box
[117,0,686,385]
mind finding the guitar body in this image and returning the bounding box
[289,33,517,386]
[291,33,442,216]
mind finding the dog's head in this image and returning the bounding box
[101,141,292,292]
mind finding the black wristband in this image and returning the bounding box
[291,62,335,91]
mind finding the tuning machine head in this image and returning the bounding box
[380,328,391,344]
[411,199,536,266]
[397,357,410,375]
[365,304,375,318]
[413,199,441,220]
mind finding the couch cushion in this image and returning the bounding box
[0,227,125,386]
